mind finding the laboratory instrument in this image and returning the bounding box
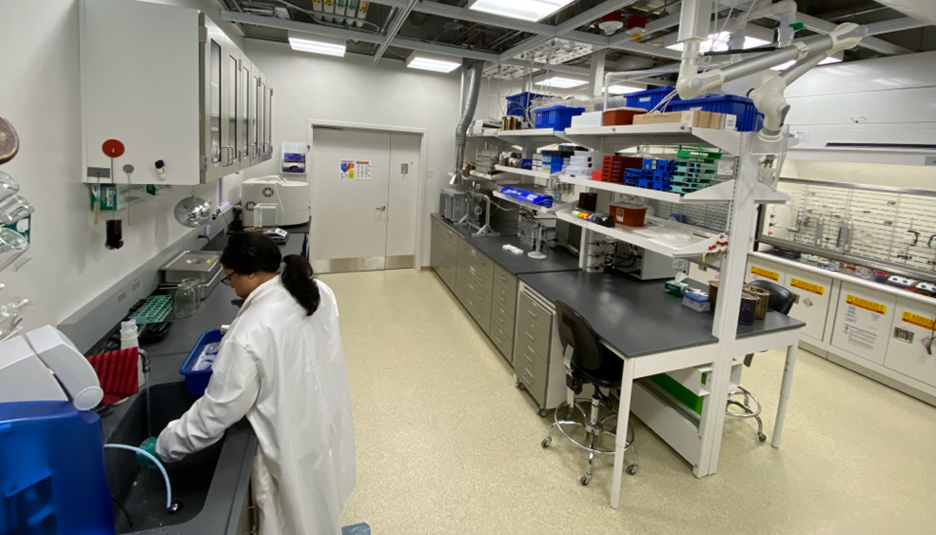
[241,175,310,227]
[161,250,222,283]
[0,115,18,165]
[439,187,468,222]
[174,192,212,228]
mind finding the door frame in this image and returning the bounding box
[307,119,429,272]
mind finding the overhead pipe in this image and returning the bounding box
[452,61,484,186]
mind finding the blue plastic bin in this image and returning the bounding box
[506,92,547,117]
[668,94,763,132]
[624,87,680,110]
[534,106,585,131]
[180,329,224,396]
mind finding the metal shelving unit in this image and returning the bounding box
[556,211,727,257]
[491,190,575,214]
[559,175,790,204]
[494,164,561,181]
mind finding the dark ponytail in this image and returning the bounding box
[221,232,320,316]
[281,254,320,316]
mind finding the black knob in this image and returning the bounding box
[155,159,165,169]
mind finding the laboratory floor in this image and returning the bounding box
[321,269,936,535]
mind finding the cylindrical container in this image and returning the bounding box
[120,319,145,388]
[174,278,200,318]
[873,270,888,283]
[708,280,719,313]
[0,228,28,272]
[746,287,771,320]
[0,195,34,225]
[602,107,647,126]
[0,171,20,203]
[739,292,758,325]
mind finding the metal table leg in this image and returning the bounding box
[610,357,636,509]
[772,344,798,448]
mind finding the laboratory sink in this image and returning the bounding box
[104,382,256,535]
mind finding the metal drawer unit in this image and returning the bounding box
[456,279,491,335]
[517,291,553,337]
[459,241,495,278]
[432,217,459,246]
[514,289,554,409]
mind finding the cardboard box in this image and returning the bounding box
[633,110,724,129]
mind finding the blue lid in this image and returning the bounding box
[535,106,586,113]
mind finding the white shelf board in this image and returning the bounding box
[560,175,791,205]
[492,190,575,214]
[469,170,494,180]
[556,210,727,258]
[561,123,742,155]
[467,131,499,138]
[494,165,560,180]
[495,128,566,144]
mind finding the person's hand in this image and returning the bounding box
[137,437,161,469]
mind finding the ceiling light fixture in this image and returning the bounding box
[771,54,843,71]
[604,84,647,95]
[406,52,461,73]
[288,34,347,57]
[468,0,575,22]
[666,33,771,53]
[536,76,587,89]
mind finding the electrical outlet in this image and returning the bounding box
[203,225,212,237]
[131,279,141,292]
[117,289,127,303]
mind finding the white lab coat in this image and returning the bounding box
[157,277,356,535]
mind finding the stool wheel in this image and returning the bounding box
[758,433,767,443]
[517,382,525,391]
[541,437,552,448]
[627,464,639,476]
[537,408,549,418]
[580,474,592,486]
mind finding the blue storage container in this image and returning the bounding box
[667,94,763,132]
[505,92,547,117]
[534,106,585,131]
[624,87,680,110]
[0,401,114,535]
[180,329,224,396]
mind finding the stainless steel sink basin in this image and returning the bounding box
[104,382,256,535]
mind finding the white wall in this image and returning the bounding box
[243,39,462,267]
[0,0,248,333]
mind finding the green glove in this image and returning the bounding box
[137,437,160,469]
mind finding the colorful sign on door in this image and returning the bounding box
[750,266,779,281]
[339,159,372,180]
[790,278,825,295]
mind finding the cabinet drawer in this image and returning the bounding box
[463,277,492,313]
[491,280,517,318]
[515,342,549,380]
[434,220,458,245]
[490,325,514,361]
[518,292,553,335]
[517,366,547,406]
[457,280,492,334]
[493,264,517,294]
[459,242,495,277]
[464,263,494,295]
[490,305,516,340]
[442,239,458,259]
[515,319,551,359]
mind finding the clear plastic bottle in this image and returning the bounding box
[120,319,145,388]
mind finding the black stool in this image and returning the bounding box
[729,279,796,442]
[541,301,638,486]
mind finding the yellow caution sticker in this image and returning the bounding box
[750,266,779,281]
[790,278,824,296]
[846,295,887,315]
[902,311,935,330]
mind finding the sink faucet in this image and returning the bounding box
[139,349,153,437]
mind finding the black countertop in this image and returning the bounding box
[431,213,580,275]
[520,270,805,358]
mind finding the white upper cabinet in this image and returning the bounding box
[80,0,271,185]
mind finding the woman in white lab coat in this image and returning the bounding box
[146,232,356,534]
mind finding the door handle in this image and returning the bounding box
[376,205,387,211]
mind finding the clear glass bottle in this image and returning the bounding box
[173,278,200,318]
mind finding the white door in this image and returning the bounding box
[309,127,420,273]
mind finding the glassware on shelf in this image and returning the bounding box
[0,171,20,203]
[0,194,34,225]
[0,297,30,341]
[173,278,200,319]
[0,228,29,272]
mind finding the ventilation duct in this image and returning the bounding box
[452,60,484,185]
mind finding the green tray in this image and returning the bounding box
[130,295,173,324]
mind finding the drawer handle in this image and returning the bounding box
[522,372,534,385]
[525,331,536,341]
[499,274,508,282]
[527,310,538,318]
[522,350,534,363]
[495,315,505,324]
[494,334,504,344]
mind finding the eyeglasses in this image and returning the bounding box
[221,274,232,286]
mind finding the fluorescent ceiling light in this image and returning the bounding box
[536,76,587,89]
[604,84,646,95]
[288,34,346,57]
[406,53,461,73]
[666,33,771,53]
[468,0,575,22]
[771,53,843,71]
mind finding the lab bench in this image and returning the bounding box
[747,251,936,405]
[92,232,305,534]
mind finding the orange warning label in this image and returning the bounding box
[790,278,824,296]
[750,266,779,281]
[902,311,935,330]
[846,295,887,315]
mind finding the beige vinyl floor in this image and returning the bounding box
[323,269,936,535]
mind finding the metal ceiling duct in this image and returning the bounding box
[453,60,484,185]
[872,0,936,25]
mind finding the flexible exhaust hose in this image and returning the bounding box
[453,61,484,184]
